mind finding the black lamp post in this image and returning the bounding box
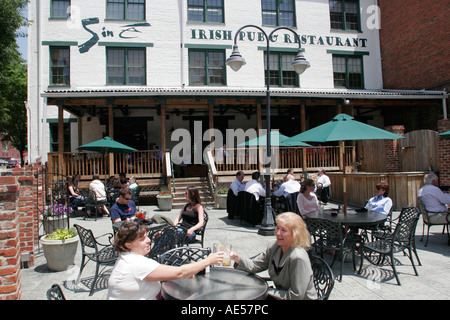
[226,25,310,236]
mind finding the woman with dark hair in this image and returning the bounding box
[364,182,393,215]
[107,220,223,300]
[67,174,84,211]
[296,179,320,217]
[173,186,204,243]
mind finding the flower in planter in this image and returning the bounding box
[40,203,73,217]
[158,190,173,196]
[217,188,229,195]
[45,227,78,241]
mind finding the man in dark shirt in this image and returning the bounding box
[111,188,137,223]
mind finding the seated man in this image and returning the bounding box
[273,174,301,198]
[88,174,110,216]
[418,172,450,224]
[111,188,137,223]
[230,171,245,196]
[315,168,331,204]
[244,171,266,201]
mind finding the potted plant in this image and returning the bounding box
[40,227,79,271]
[216,187,228,209]
[156,190,173,211]
[40,204,73,234]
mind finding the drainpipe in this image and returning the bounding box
[443,90,448,120]
[179,0,185,88]
[25,101,31,164]
[36,0,42,161]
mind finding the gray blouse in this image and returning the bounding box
[235,242,317,300]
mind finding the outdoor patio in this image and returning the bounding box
[20,201,450,301]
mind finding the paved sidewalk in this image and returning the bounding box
[20,202,450,300]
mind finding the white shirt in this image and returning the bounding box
[244,179,266,201]
[230,178,245,196]
[107,252,161,300]
[297,192,320,216]
[418,184,450,214]
[89,179,107,201]
[317,174,331,188]
[365,195,393,215]
[273,179,301,197]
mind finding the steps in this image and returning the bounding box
[171,176,215,209]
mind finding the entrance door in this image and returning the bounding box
[114,117,148,150]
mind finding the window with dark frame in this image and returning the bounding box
[51,0,70,18]
[329,0,360,31]
[332,55,363,89]
[106,0,146,20]
[106,47,146,85]
[187,0,224,23]
[264,52,299,87]
[189,49,226,86]
[50,47,70,86]
[262,0,295,27]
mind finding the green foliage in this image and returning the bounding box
[46,227,78,241]
[217,187,228,195]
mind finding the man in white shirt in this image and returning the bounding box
[88,174,110,216]
[274,174,300,198]
[316,168,331,204]
[244,172,266,201]
[230,171,245,196]
[418,172,450,224]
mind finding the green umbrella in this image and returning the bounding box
[78,136,137,153]
[78,136,137,178]
[439,130,450,140]
[284,114,404,215]
[238,131,310,147]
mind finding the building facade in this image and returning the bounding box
[27,0,446,168]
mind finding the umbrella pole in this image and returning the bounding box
[340,141,347,216]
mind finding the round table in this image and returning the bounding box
[161,267,268,300]
[305,210,387,228]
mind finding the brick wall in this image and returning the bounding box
[0,166,40,300]
[438,119,450,185]
[384,125,405,172]
[379,0,449,91]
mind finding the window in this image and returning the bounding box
[188,0,224,23]
[332,55,363,88]
[49,122,71,152]
[107,48,146,85]
[50,47,70,86]
[189,49,226,85]
[106,0,145,20]
[264,52,299,87]
[51,0,70,18]
[329,0,360,31]
[262,0,295,27]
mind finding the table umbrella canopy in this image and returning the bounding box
[238,131,311,147]
[284,113,405,144]
[439,130,450,140]
[78,136,137,153]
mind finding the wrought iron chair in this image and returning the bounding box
[157,246,212,266]
[146,225,187,260]
[417,198,450,247]
[186,211,209,247]
[310,255,335,300]
[46,283,66,300]
[305,218,355,282]
[131,185,142,210]
[74,224,118,296]
[357,207,421,285]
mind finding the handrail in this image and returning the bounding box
[206,150,218,205]
[165,152,175,193]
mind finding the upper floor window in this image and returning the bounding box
[332,55,363,88]
[51,0,70,18]
[262,0,295,27]
[189,49,226,85]
[188,0,224,23]
[107,47,146,85]
[50,47,70,86]
[106,0,146,21]
[265,52,299,87]
[329,0,360,31]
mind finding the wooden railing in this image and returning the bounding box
[48,146,355,182]
[48,150,163,180]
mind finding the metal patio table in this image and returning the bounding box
[161,267,268,300]
[305,210,388,228]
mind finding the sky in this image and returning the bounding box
[16,5,28,62]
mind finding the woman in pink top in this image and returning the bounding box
[297,179,320,217]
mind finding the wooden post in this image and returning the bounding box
[58,105,64,175]
[108,104,114,177]
[161,105,166,177]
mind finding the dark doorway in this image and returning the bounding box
[114,117,149,150]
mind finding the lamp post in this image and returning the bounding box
[226,25,310,236]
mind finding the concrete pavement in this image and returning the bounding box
[20,202,450,300]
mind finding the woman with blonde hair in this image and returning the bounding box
[230,212,317,300]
